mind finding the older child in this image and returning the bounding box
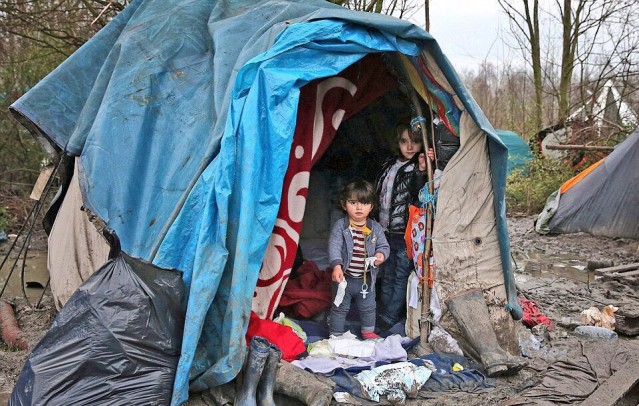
[376,123,431,328]
[328,180,390,339]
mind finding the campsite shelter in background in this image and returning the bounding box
[9,0,521,404]
[495,129,532,175]
[537,80,638,169]
[536,128,639,240]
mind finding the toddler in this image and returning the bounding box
[328,180,390,339]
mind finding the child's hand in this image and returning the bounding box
[418,153,426,171]
[418,149,435,171]
[374,253,385,266]
[332,266,344,283]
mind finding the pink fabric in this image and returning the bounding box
[252,54,398,318]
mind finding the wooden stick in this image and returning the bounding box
[594,262,639,276]
[387,52,435,348]
[544,144,614,151]
[402,72,435,347]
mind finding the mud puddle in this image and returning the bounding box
[513,250,595,284]
[0,248,49,303]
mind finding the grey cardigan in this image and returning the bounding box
[328,216,390,273]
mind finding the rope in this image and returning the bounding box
[410,115,427,128]
[418,177,439,209]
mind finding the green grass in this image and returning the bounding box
[506,156,577,215]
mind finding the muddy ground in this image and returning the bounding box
[1,215,638,405]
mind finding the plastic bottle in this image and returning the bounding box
[573,325,618,341]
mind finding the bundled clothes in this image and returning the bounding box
[245,312,306,362]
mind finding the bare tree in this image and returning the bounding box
[498,0,543,136]
[329,0,422,20]
[498,0,639,136]
[0,0,127,57]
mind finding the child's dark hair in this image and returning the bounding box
[395,122,423,144]
[339,179,376,209]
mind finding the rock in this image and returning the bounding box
[616,305,639,336]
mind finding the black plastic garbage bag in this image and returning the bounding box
[10,245,185,406]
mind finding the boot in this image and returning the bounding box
[445,289,527,377]
[235,336,270,406]
[256,344,282,406]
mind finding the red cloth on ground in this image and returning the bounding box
[245,312,306,362]
[277,260,332,319]
[518,297,554,330]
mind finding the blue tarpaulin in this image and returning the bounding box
[10,1,521,404]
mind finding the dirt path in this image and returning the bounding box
[1,216,638,404]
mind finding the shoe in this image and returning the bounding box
[362,331,381,340]
[376,315,392,332]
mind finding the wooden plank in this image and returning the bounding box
[29,166,54,201]
[613,269,639,278]
[580,357,639,406]
[545,144,614,151]
[595,262,639,276]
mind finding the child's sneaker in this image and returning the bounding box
[361,331,381,340]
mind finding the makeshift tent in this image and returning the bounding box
[496,129,533,175]
[9,0,522,404]
[536,129,639,239]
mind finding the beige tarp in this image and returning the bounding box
[431,112,516,346]
[47,159,110,310]
[433,112,506,304]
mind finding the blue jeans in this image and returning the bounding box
[379,234,413,326]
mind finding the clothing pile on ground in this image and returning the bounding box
[245,294,496,404]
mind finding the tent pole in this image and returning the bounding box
[404,76,435,350]
[386,52,435,351]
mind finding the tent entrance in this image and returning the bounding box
[253,51,457,319]
[298,85,414,271]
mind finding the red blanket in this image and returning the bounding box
[277,261,332,319]
[245,312,306,362]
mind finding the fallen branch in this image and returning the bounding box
[0,300,29,350]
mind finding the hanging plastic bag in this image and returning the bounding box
[404,204,426,278]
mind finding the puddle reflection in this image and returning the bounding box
[0,248,49,302]
[513,251,595,284]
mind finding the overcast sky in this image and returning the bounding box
[407,0,522,72]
